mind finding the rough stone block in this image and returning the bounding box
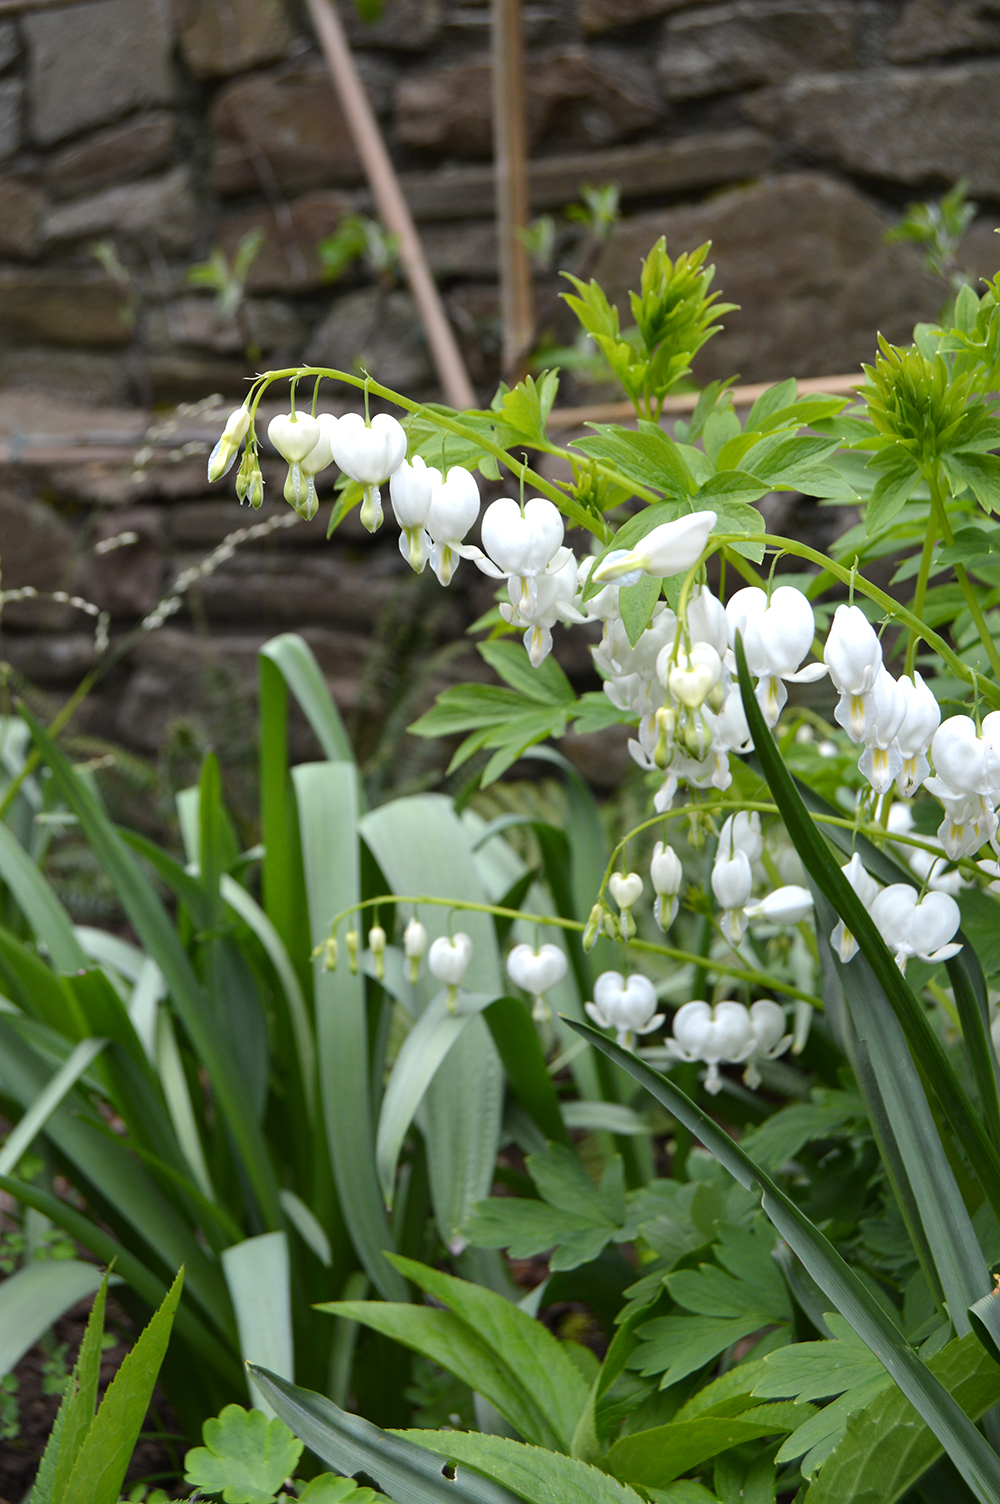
[341,0,441,51]
[173,0,292,77]
[0,488,78,628]
[209,65,362,195]
[1,633,98,685]
[658,0,856,101]
[216,189,355,292]
[887,0,1000,63]
[45,111,176,198]
[0,21,19,73]
[305,287,435,392]
[397,47,662,159]
[83,507,165,618]
[145,295,303,360]
[0,269,133,347]
[178,549,403,630]
[0,78,22,161]
[592,173,943,383]
[0,348,130,405]
[0,177,45,258]
[44,166,197,255]
[145,352,253,404]
[745,64,1000,196]
[579,0,688,37]
[422,220,498,279]
[24,0,174,146]
[389,130,776,218]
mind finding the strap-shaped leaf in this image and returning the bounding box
[247,1366,523,1504]
[733,633,1000,1224]
[563,1016,1000,1504]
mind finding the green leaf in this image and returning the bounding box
[619,575,663,646]
[260,634,354,764]
[359,795,505,1250]
[386,1253,589,1452]
[632,1312,777,1389]
[864,453,921,534]
[572,425,695,499]
[62,1267,183,1504]
[806,1331,1000,1504]
[298,1478,377,1504]
[602,1406,808,1488]
[401,1429,647,1504]
[465,1144,629,1271]
[22,709,281,1230]
[776,1373,889,1478]
[0,1037,107,1178]
[739,1090,864,1174]
[246,1368,524,1504]
[943,450,1000,513]
[482,998,571,1148]
[968,1289,1000,1367]
[33,1272,109,1504]
[563,1015,1000,1504]
[0,1258,108,1384]
[746,378,799,429]
[477,641,576,706]
[753,1313,885,1401]
[293,762,405,1303]
[0,821,87,973]
[695,471,771,508]
[492,372,561,449]
[184,1404,304,1504]
[409,686,530,738]
[221,1233,293,1408]
[319,1300,565,1450]
[937,526,1000,569]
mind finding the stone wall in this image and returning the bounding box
[0,0,999,790]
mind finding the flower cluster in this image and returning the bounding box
[664,998,792,1093]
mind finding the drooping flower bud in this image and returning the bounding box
[208,404,252,482]
[403,917,428,983]
[592,511,717,583]
[609,870,644,940]
[346,929,360,974]
[650,841,682,931]
[368,924,387,981]
[582,902,603,952]
[742,885,814,925]
[506,942,567,1024]
[268,411,321,465]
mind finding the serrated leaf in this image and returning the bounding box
[739,1090,864,1173]
[34,1272,109,1504]
[806,1331,1000,1504]
[400,1429,647,1504]
[62,1268,183,1504]
[409,686,529,737]
[696,471,771,508]
[937,525,1000,568]
[297,1479,377,1504]
[184,1404,304,1504]
[775,1373,889,1476]
[492,372,560,448]
[633,1311,776,1388]
[572,425,695,500]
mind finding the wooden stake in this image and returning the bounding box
[491,0,535,378]
[304,0,477,412]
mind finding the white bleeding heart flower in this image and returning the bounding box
[208,404,251,481]
[585,971,663,1049]
[506,942,568,1022]
[268,411,321,465]
[390,455,441,572]
[665,999,753,1093]
[711,847,753,945]
[591,511,717,584]
[831,852,880,962]
[926,716,1000,799]
[665,642,723,710]
[330,411,407,532]
[743,885,814,925]
[478,496,565,579]
[609,871,644,911]
[824,604,883,741]
[428,933,473,1007]
[718,810,763,866]
[424,466,482,585]
[870,884,962,972]
[650,841,683,931]
[741,999,793,1088]
[686,584,729,657]
[895,671,940,796]
[728,585,825,727]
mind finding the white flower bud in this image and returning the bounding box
[592,511,717,583]
[428,932,473,987]
[368,924,387,981]
[743,885,814,925]
[650,841,682,931]
[506,942,567,1005]
[268,411,321,465]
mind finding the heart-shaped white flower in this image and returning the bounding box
[585,970,663,1049]
[428,932,473,987]
[268,411,321,464]
[609,872,644,911]
[506,942,567,998]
